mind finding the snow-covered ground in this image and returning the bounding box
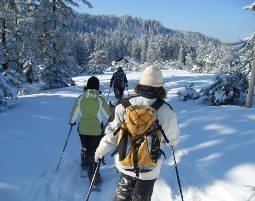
[0,69,255,201]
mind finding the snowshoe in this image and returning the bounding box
[92,186,101,192]
[93,175,103,187]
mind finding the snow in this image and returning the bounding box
[0,69,255,201]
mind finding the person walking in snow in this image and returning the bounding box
[69,76,112,185]
[95,65,180,201]
[110,66,128,103]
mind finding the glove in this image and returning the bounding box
[69,122,76,126]
[109,101,114,107]
[168,137,179,147]
[95,148,103,163]
[126,84,128,88]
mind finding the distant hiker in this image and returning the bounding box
[110,66,128,103]
[69,76,111,185]
[95,65,180,201]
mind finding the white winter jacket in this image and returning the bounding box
[96,96,180,180]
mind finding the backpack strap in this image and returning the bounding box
[120,98,131,108]
[105,96,137,128]
[111,98,130,137]
[150,98,164,110]
[151,99,173,144]
[157,122,169,144]
[151,98,173,111]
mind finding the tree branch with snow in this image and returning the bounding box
[242,1,255,11]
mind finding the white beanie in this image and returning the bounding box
[139,65,164,87]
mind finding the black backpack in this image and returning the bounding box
[113,71,126,89]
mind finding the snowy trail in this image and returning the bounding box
[1,70,255,201]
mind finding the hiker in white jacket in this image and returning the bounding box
[95,65,180,201]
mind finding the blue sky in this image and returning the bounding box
[76,0,255,42]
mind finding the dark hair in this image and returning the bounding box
[86,76,99,90]
[134,84,167,99]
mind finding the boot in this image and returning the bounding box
[80,148,89,169]
[93,172,103,186]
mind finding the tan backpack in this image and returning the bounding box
[113,98,170,177]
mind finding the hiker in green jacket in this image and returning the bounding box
[69,76,112,185]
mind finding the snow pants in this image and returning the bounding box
[113,86,124,101]
[79,135,102,180]
[113,174,156,201]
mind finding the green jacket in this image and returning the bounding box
[69,89,112,136]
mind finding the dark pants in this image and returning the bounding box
[114,86,124,101]
[79,135,102,180]
[113,174,156,201]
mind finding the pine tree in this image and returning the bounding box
[0,0,20,71]
[146,41,157,64]
[88,50,107,74]
[0,73,17,110]
[34,0,91,89]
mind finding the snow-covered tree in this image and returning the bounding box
[41,64,75,89]
[128,39,141,61]
[216,44,234,72]
[177,83,200,101]
[158,36,168,61]
[243,1,255,11]
[185,47,197,71]
[0,45,4,72]
[73,37,90,69]
[177,44,187,67]
[2,69,26,91]
[0,0,20,71]
[0,73,18,111]
[23,60,39,84]
[140,36,148,63]
[16,1,41,78]
[33,0,91,88]
[200,72,248,106]
[88,50,107,74]
[146,39,160,64]
[242,1,255,107]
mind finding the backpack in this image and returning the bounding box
[113,71,126,89]
[113,98,170,177]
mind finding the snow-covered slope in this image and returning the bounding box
[0,70,255,201]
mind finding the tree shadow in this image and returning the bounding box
[161,73,255,200]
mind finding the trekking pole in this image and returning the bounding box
[170,146,184,201]
[107,88,111,101]
[126,86,130,98]
[56,125,73,172]
[85,160,102,201]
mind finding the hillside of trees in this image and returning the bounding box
[71,13,226,69]
[0,0,254,110]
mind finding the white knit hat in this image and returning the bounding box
[139,65,164,87]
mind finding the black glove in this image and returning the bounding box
[109,101,114,108]
[69,122,76,126]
